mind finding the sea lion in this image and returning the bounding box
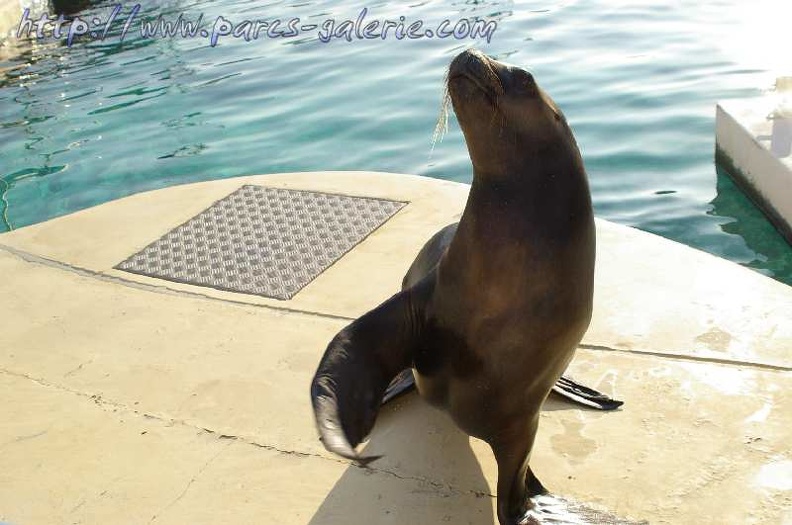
[311,49,621,525]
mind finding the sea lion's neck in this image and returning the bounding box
[462,164,591,235]
[437,167,595,327]
[441,165,594,284]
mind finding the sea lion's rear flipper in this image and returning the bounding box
[382,369,416,404]
[380,364,626,413]
[552,375,624,410]
[310,279,432,465]
[523,493,648,524]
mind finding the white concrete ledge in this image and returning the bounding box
[0,172,790,525]
[716,86,792,245]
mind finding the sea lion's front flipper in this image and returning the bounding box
[552,375,624,410]
[310,279,432,465]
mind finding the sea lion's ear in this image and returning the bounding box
[310,279,432,465]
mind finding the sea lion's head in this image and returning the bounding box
[446,49,583,179]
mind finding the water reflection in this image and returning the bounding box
[708,166,792,282]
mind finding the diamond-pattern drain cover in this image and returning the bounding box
[116,185,407,300]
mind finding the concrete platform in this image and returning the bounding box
[0,171,790,525]
[716,80,792,245]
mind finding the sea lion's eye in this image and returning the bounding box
[513,69,536,94]
[515,70,533,86]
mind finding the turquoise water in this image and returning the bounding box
[1,0,791,285]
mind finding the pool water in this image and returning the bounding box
[1,0,791,285]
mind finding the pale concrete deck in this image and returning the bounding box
[0,172,789,525]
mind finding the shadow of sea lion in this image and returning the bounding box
[309,393,495,525]
[309,393,644,525]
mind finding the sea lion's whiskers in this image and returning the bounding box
[482,59,504,96]
[482,58,505,118]
[431,71,451,145]
[489,103,507,135]
[431,83,452,151]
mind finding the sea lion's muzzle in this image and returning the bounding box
[448,49,502,100]
[448,49,539,101]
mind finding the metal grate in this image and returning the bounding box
[116,185,407,300]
